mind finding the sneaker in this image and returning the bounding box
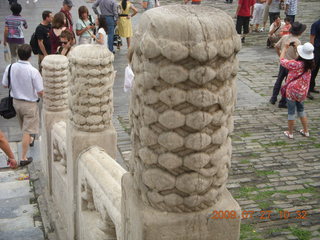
[284,131,293,139]
[307,93,314,100]
[310,89,320,93]
[241,37,245,43]
[278,103,287,109]
[269,98,276,105]
[259,28,264,32]
[299,129,309,137]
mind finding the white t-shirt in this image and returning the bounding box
[97,28,108,48]
[2,61,43,102]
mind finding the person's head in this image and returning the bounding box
[18,44,32,61]
[52,12,66,29]
[78,6,89,20]
[10,3,22,16]
[284,17,291,25]
[274,15,281,25]
[62,0,73,11]
[290,22,306,36]
[296,42,315,72]
[42,10,53,23]
[60,30,74,47]
[96,16,108,34]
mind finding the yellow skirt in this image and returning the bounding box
[118,17,132,38]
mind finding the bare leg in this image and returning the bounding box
[300,116,308,133]
[21,133,30,160]
[288,120,295,135]
[126,37,131,48]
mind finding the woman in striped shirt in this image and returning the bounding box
[3,3,28,63]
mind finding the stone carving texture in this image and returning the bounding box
[68,45,115,132]
[129,6,240,212]
[52,121,67,172]
[41,55,69,111]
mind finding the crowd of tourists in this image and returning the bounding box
[0,0,319,168]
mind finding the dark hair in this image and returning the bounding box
[297,57,315,73]
[78,6,89,20]
[121,0,127,11]
[97,16,108,34]
[60,29,73,41]
[10,3,22,15]
[284,17,291,23]
[274,15,280,20]
[42,10,52,20]
[52,12,65,29]
[18,44,32,60]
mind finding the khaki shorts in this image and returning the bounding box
[13,99,40,134]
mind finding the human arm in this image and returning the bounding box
[3,26,8,46]
[32,70,44,98]
[92,0,101,15]
[38,39,48,56]
[235,2,242,18]
[113,2,119,21]
[2,65,10,88]
[129,5,138,18]
[76,24,94,36]
[0,131,17,169]
[23,18,28,29]
[310,35,315,45]
[310,23,317,46]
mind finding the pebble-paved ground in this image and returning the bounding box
[115,0,320,239]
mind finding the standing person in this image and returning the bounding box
[267,15,285,47]
[267,0,281,25]
[235,0,255,43]
[252,0,266,32]
[60,0,74,32]
[184,0,201,5]
[284,0,298,23]
[281,42,314,139]
[57,30,74,55]
[93,16,108,47]
[76,6,95,44]
[117,0,137,48]
[1,44,43,166]
[35,10,53,72]
[308,18,320,98]
[0,131,17,168]
[92,0,118,53]
[269,22,306,108]
[49,12,67,54]
[3,3,28,63]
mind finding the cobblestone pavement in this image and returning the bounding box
[0,0,319,239]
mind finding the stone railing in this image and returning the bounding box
[40,5,241,240]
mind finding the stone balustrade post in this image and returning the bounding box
[41,55,69,194]
[122,6,241,240]
[66,44,117,240]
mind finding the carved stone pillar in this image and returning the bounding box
[122,5,241,240]
[66,44,117,240]
[41,55,69,194]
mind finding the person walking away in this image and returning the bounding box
[0,130,17,168]
[1,44,43,166]
[235,0,255,43]
[76,6,95,44]
[252,0,266,32]
[93,16,108,47]
[184,0,201,5]
[269,22,306,108]
[60,0,74,32]
[284,0,298,23]
[117,0,137,48]
[3,3,28,63]
[57,30,74,56]
[308,18,320,99]
[92,0,118,53]
[267,0,280,25]
[268,15,285,47]
[35,11,53,72]
[281,42,314,139]
[49,13,67,54]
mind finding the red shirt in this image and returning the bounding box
[237,0,255,17]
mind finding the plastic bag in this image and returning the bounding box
[4,46,11,64]
[155,0,160,7]
[124,64,134,93]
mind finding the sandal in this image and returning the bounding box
[29,134,36,147]
[284,131,293,139]
[299,129,309,137]
[20,157,33,167]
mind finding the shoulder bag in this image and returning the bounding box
[0,64,16,119]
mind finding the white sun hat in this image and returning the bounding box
[297,42,314,60]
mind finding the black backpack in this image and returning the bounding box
[30,32,39,55]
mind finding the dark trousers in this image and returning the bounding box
[236,16,250,35]
[285,14,295,23]
[269,12,280,25]
[271,65,288,105]
[309,46,320,91]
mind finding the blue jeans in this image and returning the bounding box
[105,16,115,53]
[287,99,306,120]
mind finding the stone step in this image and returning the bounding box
[0,227,44,240]
[0,180,33,201]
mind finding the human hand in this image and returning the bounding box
[127,15,131,19]
[7,158,17,169]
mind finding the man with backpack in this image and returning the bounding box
[32,11,53,72]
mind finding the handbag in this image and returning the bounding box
[0,64,16,119]
[280,73,303,98]
[124,64,134,92]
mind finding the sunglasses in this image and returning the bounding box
[60,41,68,44]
